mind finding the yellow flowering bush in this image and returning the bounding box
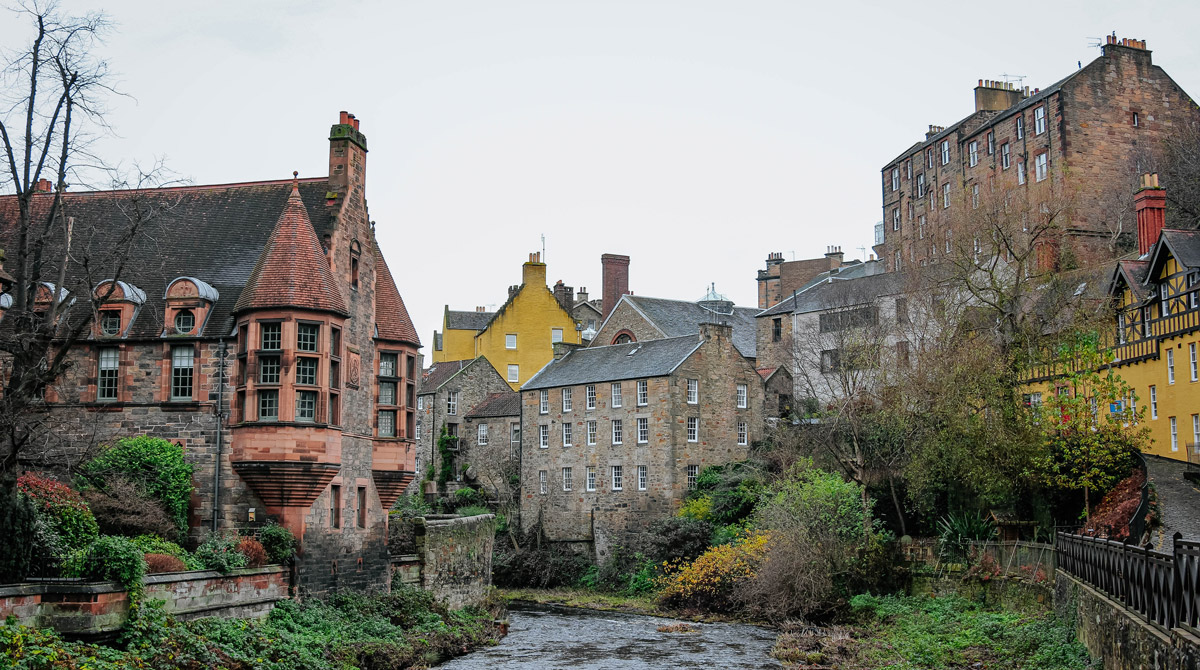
[676,495,712,521]
[656,530,771,611]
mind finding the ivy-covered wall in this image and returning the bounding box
[398,513,495,609]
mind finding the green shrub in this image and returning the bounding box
[584,546,659,595]
[645,517,714,566]
[937,510,997,561]
[454,487,484,508]
[456,505,491,517]
[657,531,771,612]
[691,462,764,526]
[17,473,100,553]
[258,521,297,564]
[76,436,194,533]
[64,535,147,595]
[193,533,248,573]
[0,476,37,582]
[130,535,200,570]
[392,492,431,515]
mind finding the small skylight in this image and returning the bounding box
[626,345,642,357]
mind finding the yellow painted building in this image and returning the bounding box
[431,252,582,390]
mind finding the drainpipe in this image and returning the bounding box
[212,339,227,534]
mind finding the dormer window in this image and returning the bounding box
[100,311,121,336]
[174,310,195,334]
[92,280,144,338]
[162,277,217,338]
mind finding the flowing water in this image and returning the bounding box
[440,602,781,669]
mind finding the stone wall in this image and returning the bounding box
[388,513,495,609]
[0,566,287,640]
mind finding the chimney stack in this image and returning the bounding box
[825,245,844,269]
[553,280,573,312]
[1135,173,1166,256]
[328,110,368,203]
[521,251,547,288]
[601,253,630,319]
[34,178,53,193]
[576,286,588,304]
[974,78,1024,112]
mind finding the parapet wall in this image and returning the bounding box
[390,513,495,609]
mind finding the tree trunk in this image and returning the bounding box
[889,474,907,537]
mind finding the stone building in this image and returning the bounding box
[592,289,758,362]
[876,36,1200,271]
[756,247,851,309]
[415,356,513,493]
[0,112,420,595]
[519,323,763,558]
[461,392,522,505]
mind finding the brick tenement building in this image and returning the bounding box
[0,112,421,596]
[520,323,763,559]
[876,36,1199,271]
[756,247,847,309]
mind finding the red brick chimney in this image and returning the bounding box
[601,253,630,319]
[1135,173,1166,257]
[34,178,53,193]
[328,111,368,203]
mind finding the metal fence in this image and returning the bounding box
[1057,531,1200,631]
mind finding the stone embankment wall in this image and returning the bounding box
[389,513,495,609]
[0,566,287,639]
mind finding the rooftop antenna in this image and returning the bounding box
[1000,73,1026,87]
[541,233,546,261]
[1086,36,1104,50]
[857,245,868,261]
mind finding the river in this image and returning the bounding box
[440,602,781,669]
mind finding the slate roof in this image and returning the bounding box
[464,391,521,419]
[419,358,475,394]
[445,310,494,331]
[1156,229,1200,271]
[1110,259,1151,302]
[523,335,702,390]
[0,178,338,339]
[373,246,420,345]
[618,295,759,358]
[234,184,348,316]
[758,259,889,317]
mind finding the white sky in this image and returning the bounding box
[5,1,1200,346]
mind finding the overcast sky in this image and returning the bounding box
[4,1,1200,346]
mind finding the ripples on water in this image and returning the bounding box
[440,602,781,669]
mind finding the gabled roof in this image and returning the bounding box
[419,357,476,394]
[1146,230,1200,282]
[523,335,702,390]
[758,259,893,317]
[603,295,759,358]
[233,184,348,316]
[373,245,420,345]
[445,309,494,331]
[464,391,521,419]
[1109,259,1151,302]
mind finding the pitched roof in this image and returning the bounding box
[445,309,493,331]
[617,295,759,358]
[1155,229,1200,272]
[373,245,420,345]
[0,178,338,338]
[523,335,701,390]
[758,259,889,317]
[1110,259,1151,302]
[419,358,475,394]
[465,391,521,418]
[234,184,347,316]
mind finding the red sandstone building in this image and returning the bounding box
[875,36,1199,272]
[0,113,420,594]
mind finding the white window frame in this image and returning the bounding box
[1035,153,1048,182]
[1191,343,1198,382]
[586,466,597,492]
[612,418,623,444]
[507,364,519,383]
[686,464,699,490]
[505,333,517,350]
[942,182,951,209]
[586,384,596,409]
[478,423,488,445]
[562,422,573,447]
[447,391,458,416]
[1150,385,1158,419]
[587,420,597,445]
[972,183,980,209]
[539,424,549,448]
[562,387,573,412]
[891,167,899,192]
[1016,116,1024,139]
[916,173,925,197]
[892,208,900,231]
[636,379,648,406]
[687,416,699,443]
[687,379,698,404]
[612,465,623,491]
[1168,349,1176,385]
[611,383,622,408]
[1193,414,1200,452]
[1017,162,1026,185]
[1001,143,1010,169]
[968,140,978,167]
[737,421,748,446]
[1034,105,1046,135]
[1171,416,1179,451]
[539,470,547,495]
[551,328,563,344]
[539,389,548,414]
[637,465,647,491]
[987,131,994,155]
[562,467,572,492]
[637,417,649,444]
[940,140,950,165]
[736,383,748,408]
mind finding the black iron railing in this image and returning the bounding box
[1057,531,1200,631]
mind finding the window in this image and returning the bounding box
[1150,385,1158,419]
[379,352,396,377]
[892,208,900,231]
[260,322,282,350]
[171,346,194,400]
[1133,112,1140,127]
[330,327,341,356]
[562,422,573,447]
[297,357,318,386]
[477,423,488,445]
[906,160,912,179]
[1171,416,1179,451]
[987,132,994,155]
[99,311,121,336]
[1015,116,1024,139]
[447,391,458,415]
[1034,105,1046,135]
[636,380,648,406]
[377,409,395,435]
[940,140,950,165]
[612,419,623,444]
[611,465,623,491]
[586,384,596,409]
[1035,153,1048,182]
[891,168,899,192]
[587,420,597,445]
[821,349,841,373]
[297,323,319,352]
[1017,162,1026,185]
[1001,143,1010,169]
[736,384,748,408]
[505,334,517,349]
[562,467,572,491]
[637,417,649,444]
[687,379,698,404]
[330,485,341,528]
[942,182,950,209]
[1168,349,1176,384]
[539,424,549,448]
[1191,343,1197,381]
[414,421,420,440]
[511,423,520,445]
[1118,313,1127,344]
[926,148,934,169]
[586,466,597,492]
[539,389,549,414]
[551,328,563,343]
[968,141,978,167]
[687,464,699,490]
[687,417,698,442]
[737,421,748,445]
[259,355,280,384]
[971,184,979,209]
[507,364,519,383]
[258,389,279,420]
[539,470,547,495]
[772,318,782,342]
[562,387,573,412]
[918,216,925,239]
[174,310,195,335]
[1194,415,1200,452]
[916,173,925,197]
[98,347,119,400]
[638,465,647,490]
[895,297,909,324]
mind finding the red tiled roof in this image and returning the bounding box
[756,367,777,380]
[233,185,348,316]
[374,246,420,345]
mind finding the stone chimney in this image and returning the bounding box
[601,253,630,319]
[925,125,946,140]
[1103,34,1149,58]
[1135,173,1166,257]
[553,280,573,312]
[328,111,368,203]
[576,287,588,304]
[522,252,546,288]
[508,285,519,300]
[552,341,581,360]
[973,79,1024,112]
[698,321,733,343]
[825,245,844,269]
